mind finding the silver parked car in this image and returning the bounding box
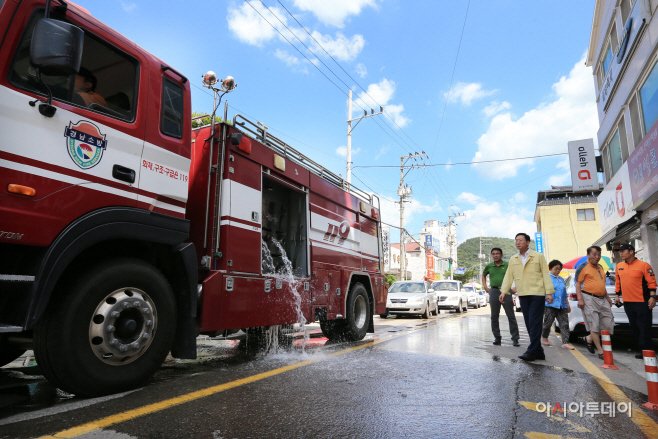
[477,290,488,307]
[382,281,438,319]
[432,280,469,313]
[563,274,658,342]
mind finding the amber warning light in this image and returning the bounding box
[8,184,35,197]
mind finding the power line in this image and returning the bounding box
[276,0,421,151]
[354,152,568,168]
[432,0,471,157]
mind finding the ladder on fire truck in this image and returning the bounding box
[225,113,381,211]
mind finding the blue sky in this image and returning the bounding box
[83,0,597,244]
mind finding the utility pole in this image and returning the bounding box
[447,208,465,280]
[479,237,492,280]
[346,89,383,185]
[397,152,427,280]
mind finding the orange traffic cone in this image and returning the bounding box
[642,350,658,410]
[600,330,619,370]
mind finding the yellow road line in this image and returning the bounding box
[567,345,658,438]
[40,313,469,438]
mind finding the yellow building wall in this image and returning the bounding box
[535,202,611,264]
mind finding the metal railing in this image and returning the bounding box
[232,114,379,209]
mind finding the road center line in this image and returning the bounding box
[566,339,658,438]
[39,313,469,438]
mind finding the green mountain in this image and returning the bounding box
[457,237,536,270]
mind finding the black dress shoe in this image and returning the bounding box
[518,352,535,361]
[513,340,520,347]
[636,353,644,359]
[534,352,546,360]
[493,338,502,345]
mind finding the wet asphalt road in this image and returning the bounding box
[1,306,658,439]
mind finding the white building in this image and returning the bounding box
[421,220,458,269]
[390,242,450,281]
[588,0,658,265]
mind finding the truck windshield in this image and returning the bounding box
[389,283,425,293]
[432,282,458,291]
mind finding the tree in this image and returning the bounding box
[385,274,397,286]
[191,111,223,128]
[443,267,478,283]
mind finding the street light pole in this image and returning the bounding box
[346,89,383,185]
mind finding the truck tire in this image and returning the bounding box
[34,258,176,397]
[320,319,344,341]
[342,283,371,341]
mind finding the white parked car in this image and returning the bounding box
[382,281,437,319]
[463,285,480,309]
[514,294,521,312]
[432,280,468,313]
[563,274,658,342]
[477,290,488,307]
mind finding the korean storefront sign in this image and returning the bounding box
[599,161,635,234]
[628,124,658,209]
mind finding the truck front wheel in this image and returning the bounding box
[34,259,176,396]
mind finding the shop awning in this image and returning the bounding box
[593,227,617,247]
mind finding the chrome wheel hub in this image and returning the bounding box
[89,288,157,365]
[353,295,367,329]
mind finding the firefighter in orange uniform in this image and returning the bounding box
[614,244,657,359]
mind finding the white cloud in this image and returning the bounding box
[353,78,410,128]
[375,146,390,160]
[378,196,441,232]
[120,1,137,12]
[457,201,536,243]
[482,101,511,117]
[445,159,453,171]
[510,192,527,203]
[227,2,289,47]
[310,31,365,62]
[445,82,496,106]
[355,63,367,78]
[456,192,484,204]
[335,146,360,157]
[273,49,309,73]
[472,54,597,180]
[274,49,300,66]
[292,0,378,28]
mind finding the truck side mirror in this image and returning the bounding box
[29,18,83,117]
[30,18,84,76]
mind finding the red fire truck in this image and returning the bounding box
[0,1,387,396]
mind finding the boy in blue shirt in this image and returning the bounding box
[541,260,574,350]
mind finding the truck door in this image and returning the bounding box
[0,6,147,245]
[224,153,261,274]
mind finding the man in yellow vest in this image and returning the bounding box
[501,233,554,361]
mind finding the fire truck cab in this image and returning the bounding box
[0,0,386,397]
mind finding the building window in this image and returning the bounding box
[606,130,623,177]
[621,0,632,25]
[629,93,643,150]
[640,60,658,136]
[602,43,613,76]
[577,208,595,221]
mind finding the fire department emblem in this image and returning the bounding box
[64,120,108,169]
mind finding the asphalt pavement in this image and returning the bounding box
[1,305,657,438]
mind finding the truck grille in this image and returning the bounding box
[390,299,408,304]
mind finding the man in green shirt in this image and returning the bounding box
[482,247,520,346]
